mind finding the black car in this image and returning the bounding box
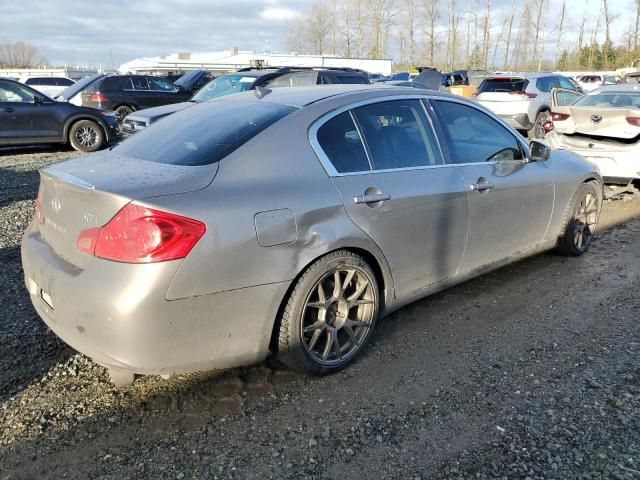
[0,78,118,152]
[55,73,207,122]
[122,67,370,135]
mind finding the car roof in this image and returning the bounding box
[214,84,457,108]
[592,84,640,93]
[486,72,559,79]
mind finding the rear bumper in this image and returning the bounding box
[21,223,288,375]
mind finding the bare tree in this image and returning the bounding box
[481,0,493,66]
[602,0,618,68]
[575,3,587,68]
[588,14,601,69]
[401,0,419,65]
[368,0,396,58]
[532,0,546,70]
[503,0,516,70]
[635,0,640,50]
[307,3,332,54]
[421,0,439,65]
[491,15,508,68]
[0,41,47,68]
[554,1,566,67]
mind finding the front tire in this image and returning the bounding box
[114,105,134,125]
[557,182,602,256]
[276,251,379,375]
[68,120,104,153]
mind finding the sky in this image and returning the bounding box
[0,0,636,68]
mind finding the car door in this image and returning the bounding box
[0,80,60,142]
[551,87,584,107]
[128,76,156,109]
[148,76,188,105]
[429,98,555,275]
[311,98,469,298]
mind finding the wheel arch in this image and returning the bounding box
[268,245,393,354]
[63,115,109,143]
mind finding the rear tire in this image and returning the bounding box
[528,110,551,140]
[68,120,104,153]
[556,182,602,256]
[276,251,379,375]
[114,105,134,125]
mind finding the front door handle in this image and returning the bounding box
[353,193,391,204]
[2,107,15,113]
[470,182,495,192]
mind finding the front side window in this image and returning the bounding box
[558,76,576,90]
[114,101,296,166]
[432,100,524,163]
[316,111,370,173]
[148,77,176,91]
[353,100,442,170]
[266,71,317,88]
[57,78,75,86]
[0,80,36,102]
[536,77,559,93]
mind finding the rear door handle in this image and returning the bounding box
[470,183,495,191]
[2,107,15,113]
[353,193,391,204]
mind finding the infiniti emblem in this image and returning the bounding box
[591,115,602,123]
[51,198,62,213]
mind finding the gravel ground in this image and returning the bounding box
[1,148,639,479]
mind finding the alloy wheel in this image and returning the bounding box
[75,125,99,147]
[301,267,376,366]
[573,191,598,251]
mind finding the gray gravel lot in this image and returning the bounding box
[0,147,639,479]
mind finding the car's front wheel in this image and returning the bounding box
[557,181,602,256]
[68,120,104,153]
[114,105,134,124]
[276,251,379,375]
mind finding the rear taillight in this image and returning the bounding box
[89,92,109,103]
[626,116,640,127]
[34,182,44,223]
[76,203,206,263]
[508,91,537,98]
[543,121,554,133]
[552,112,571,121]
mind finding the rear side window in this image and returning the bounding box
[432,100,524,164]
[353,100,442,169]
[535,76,559,93]
[316,112,370,173]
[267,71,317,88]
[26,78,56,86]
[57,78,75,86]
[114,101,296,166]
[101,76,133,90]
[132,77,149,90]
[477,78,528,93]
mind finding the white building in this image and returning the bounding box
[118,49,393,76]
[0,66,105,80]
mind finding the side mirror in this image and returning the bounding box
[34,95,48,104]
[529,140,551,162]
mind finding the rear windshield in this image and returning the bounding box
[477,78,528,93]
[113,100,296,166]
[572,91,640,108]
[56,74,103,99]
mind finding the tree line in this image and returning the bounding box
[284,0,640,72]
[0,42,48,68]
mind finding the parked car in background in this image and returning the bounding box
[55,73,206,122]
[368,73,388,83]
[390,72,410,81]
[449,69,490,86]
[19,76,75,98]
[622,72,640,84]
[22,85,602,384]
[172,69,215,94]
[577,74,619,92]
[475,73,582,138]
[0,78,117,152]
[122,67,370,135]
[547,84,640,190]
[441,72,466,88]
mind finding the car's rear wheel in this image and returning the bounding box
[68,120,104,153]
[529,110,551,140]
[276,251,379,375]
[114,105,134,124]
[557,182,601,256]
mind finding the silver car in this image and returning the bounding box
[22,85,602,383]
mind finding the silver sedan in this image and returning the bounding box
[22,85,602,383]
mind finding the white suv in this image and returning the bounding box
[475,73,581,139]
[18,76,75,98]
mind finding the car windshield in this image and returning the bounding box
[56,73,102,99]
[572,91,640,108]
[113,100,296,166]
[477,78,528,93]
[192,74,256,102]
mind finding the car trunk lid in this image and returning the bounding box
[553,107,640,140]
[36,153,217,268]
